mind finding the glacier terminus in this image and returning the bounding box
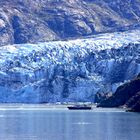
[0,30,140,103]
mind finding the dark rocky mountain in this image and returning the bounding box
[131,96,140,112]
[98,74,140,112]
[126,91,140,108]
[0,0,140,46]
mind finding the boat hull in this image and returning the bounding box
[67,106,92,110]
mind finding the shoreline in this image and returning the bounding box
[0,103,127,112]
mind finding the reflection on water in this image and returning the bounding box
[0,108,139,140]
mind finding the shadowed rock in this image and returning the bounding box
[98,74,140,108]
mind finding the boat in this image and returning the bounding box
[67,105,92,110]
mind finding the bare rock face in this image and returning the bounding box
[0,0,140,46]
[131,97,140,112]
[126,92,140,109]
[0,10,14,46]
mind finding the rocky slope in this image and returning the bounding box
[131,97,140,112]
[126,92,140,112]
[1,0,140,46]
[0,30,139,103]
[98,74,140,112]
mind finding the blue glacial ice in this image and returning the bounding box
[0,30,140,103]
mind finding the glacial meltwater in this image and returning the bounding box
[0,105,139,140]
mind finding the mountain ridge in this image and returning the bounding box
[0,0,140,46]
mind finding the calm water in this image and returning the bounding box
[0,107,139,140]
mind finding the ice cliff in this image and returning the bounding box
[0,30,140,103]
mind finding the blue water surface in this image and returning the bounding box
[0,107,139,140]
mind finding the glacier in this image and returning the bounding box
[0,30,140,103]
